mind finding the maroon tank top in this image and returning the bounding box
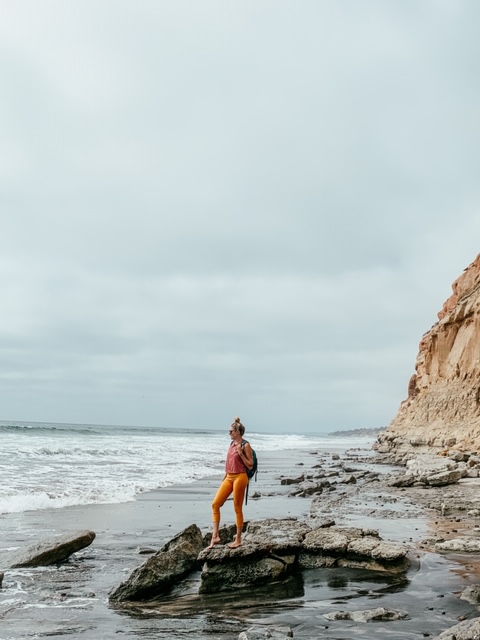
[225,441,247,473]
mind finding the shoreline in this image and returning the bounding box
[1,441,480,639]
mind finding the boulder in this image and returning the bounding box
[199,547,297,594]
[339,465,359,473]
[407,456,462,485]
[109,523,203,602]
[449,451,470,462]
[299,527,408,572]
[288,479,327,497]
[0,571,3,588]
[406,455,456,476]
[305,517,336,530]
[435,538,480,553]
[460,585,480,604]
[387,473,416,488]
[388,456,467,487]
[324,606,407,622]
[198,518,310,593]
[433,616,480,639]
[426,468,467,486]
[9,530,95,568]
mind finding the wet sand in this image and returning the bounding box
[1,444,480,639]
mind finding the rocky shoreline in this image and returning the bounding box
[97,442,480,639]
[2,441,480,639]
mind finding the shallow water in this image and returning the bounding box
[2,555,475,640]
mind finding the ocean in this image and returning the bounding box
[0,420,362,516]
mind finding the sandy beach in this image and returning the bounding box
[1,442,480,639]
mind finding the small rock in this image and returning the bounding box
[460,585,480,604]
[239,624,293,639]
[449,451,469,463]
[324,607,407,622]
[280,475,305,485]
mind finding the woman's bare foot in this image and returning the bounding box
[228,541,242,549]
[206,536,221,549]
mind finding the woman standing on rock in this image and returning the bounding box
[207,416,254,549]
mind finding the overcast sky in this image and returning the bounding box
[1,1,479,434]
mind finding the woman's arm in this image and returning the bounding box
[240,442,254,470]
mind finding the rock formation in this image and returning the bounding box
[8,530,96,568]
[377,254,480,458]
[109,523,203,602]
[199,519,409,594]
[109,519,409,602]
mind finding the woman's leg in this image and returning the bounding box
[207,475,234,548]
[229,473,249,548]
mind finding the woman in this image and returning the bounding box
[207,416,254,549]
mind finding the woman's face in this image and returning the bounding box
[229,427,239,440]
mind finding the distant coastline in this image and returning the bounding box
[328,427,385,437]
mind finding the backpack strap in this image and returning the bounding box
[241,440,250,505]
[241,440,253,472]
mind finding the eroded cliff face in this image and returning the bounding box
[377,254,480,459]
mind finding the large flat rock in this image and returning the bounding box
[199,519,410,593]
[9,530,96,568]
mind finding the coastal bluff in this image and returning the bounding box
[377,254,480,458]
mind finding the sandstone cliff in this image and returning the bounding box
[377,254,480,459]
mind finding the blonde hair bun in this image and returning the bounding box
[231,416,245,436]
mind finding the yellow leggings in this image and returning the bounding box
[212,472,249,529]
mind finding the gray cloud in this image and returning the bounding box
[1,0,479,432]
